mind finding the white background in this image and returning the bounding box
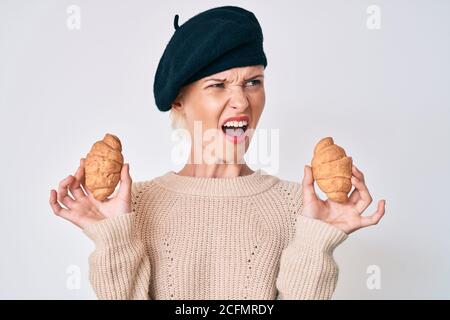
[1,0,449,299]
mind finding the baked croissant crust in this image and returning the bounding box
[311,137,353,203]
[85,133,124,201]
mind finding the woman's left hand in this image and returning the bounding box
[301,163,386,235]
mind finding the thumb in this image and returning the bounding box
[117,163,132,198]
[302,165,317,202]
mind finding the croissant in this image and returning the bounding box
[311,137,353,203]
[84,133,124,201]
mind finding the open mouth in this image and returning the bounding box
[219,116,250,144]
[221,123,249,137]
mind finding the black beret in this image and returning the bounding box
[153,5,268,112]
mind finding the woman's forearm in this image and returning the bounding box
[275,215,348,299]
[83,213,151,300]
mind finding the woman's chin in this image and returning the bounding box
[219,134,249,164]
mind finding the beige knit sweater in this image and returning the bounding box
[83,169,348,300]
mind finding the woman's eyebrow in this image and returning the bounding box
[204,77,226,82]
[245,74,264,81]
[203,74,264,82]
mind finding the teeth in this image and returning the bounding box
[223,120,248,128]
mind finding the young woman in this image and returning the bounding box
[49,5,386,300]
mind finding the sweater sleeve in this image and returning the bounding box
[82,182,151,300]
[275,181,348,300]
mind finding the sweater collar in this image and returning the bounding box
[153,169,280,197]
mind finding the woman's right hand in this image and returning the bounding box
[49,158,133,229]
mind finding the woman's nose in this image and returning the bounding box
[227,85,249,110]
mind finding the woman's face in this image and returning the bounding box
[172,65,265,164]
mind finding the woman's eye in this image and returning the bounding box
[208,80,261,89]
[210,83,225,88]
[245,79,261,87]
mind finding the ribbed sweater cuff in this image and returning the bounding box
[294,215,348,252]
[82,213,136,248]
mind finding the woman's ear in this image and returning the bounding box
[171,100,183,111]
[171,87,186,111]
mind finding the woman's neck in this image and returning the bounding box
[176,163,254,178]
[155,167,279,197]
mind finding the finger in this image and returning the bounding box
[348,174,361,204]
[348,187,360,205]
[49,189,73,221]
[50,190,82,227]
[349,164,367,204]
[360,200,386,228]
[352,165,365,183]
[117,163,132,200]
[302,165,318,203]
[350,176,373,213]
[58,175,76,208]
[79,158,93,197]
[69,160,86,199]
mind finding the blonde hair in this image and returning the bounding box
[169,107,188,130]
